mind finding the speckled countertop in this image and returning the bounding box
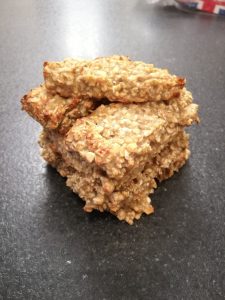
[0,1,225,299]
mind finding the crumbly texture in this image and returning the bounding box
[64,89,198,179]
[21,55,200,224]
[40,129,189,224]
[44,55,185,103]
[21,85,98,134]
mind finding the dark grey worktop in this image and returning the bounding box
[0,1,225,299]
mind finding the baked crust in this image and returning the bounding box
[64,89,198,179]
[44,55,185,102]
[21,55,200,224]
[40,130,189,224]
[21,85,98,134]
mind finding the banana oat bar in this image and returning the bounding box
[37,89,198,223]
[40,129,189,224]
[44,55,185,103]
[21,55,199,224]
[21,85,98,134]
[62,90,198,180]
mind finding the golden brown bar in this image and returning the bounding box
[39,129,189,224]
[21,55,199,224]
[38,86,198,224]
[63,89,198,179]
[44,55,185,103]
[21,85,98,134]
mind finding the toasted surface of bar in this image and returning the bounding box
[44,55,185,102]
[21,54,199,224]
[64,89,198,179]
[21,85,98,134]
[39,129,189,224]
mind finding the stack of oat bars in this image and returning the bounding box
[21,56,199,224]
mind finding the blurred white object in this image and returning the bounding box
[146,0,175,5]
[146,0,225,15]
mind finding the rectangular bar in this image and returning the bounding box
[44,55,185,103]
[39,129,189,224]
[21,85,98,134]
[62,89,198,179]
[37,87,198,223]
